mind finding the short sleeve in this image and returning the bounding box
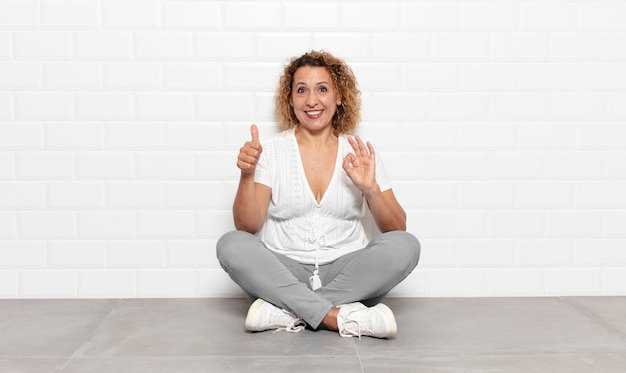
[254,142,271,187]
[375,151,392,192]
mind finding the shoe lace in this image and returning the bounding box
[273,310,306,333]
[342,310,370,339]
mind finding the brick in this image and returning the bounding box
[106,181,164,209]
[402,3,459,30]
[0,241,46,268]
[79,269,136,297]
[136,152,194,180]
[166,123,223,150]
[19,270,78,298]
[516,182,573,209]
[361,93,429,121]
[605,211,626,238]
[135,32,193,60]
[0,123,44,150]
[545,151,604,180]
[164,63,221,90]
[15,92,73,120]
[166,181,224,209]
[105,62,161,89]
[458,182,515,209]
[195,269,244,297]
[44,62,102,90]
[551,33,609,61]
[603,269,626,295]
[0,212,16,238]
[225,62,281,90]
[429,268,486,296]
[488,211,545,238]
[167,240,219,268]
[610,33,626,61]
[394,181,456,210]
[195,32,254,59]
[196,151,248,181]
[386,270,429,297]
[0,0,39,29]
[351,63,400,91]
[519,64,577,91]
[489,152,545,180]
[47,241,106,268]
[398,123,457,150]
[0,32,9,58]
[379,152,428,180]
[401,63,458,91]
[343,2,399,30]
[109,240,165,268]
[136,93,194,120]
[414,239,456,268]
[579,123,626,150]
[14,32,72,59]
[457,239,515,267]
[580,3,626,31]
[105,123,164,150]
[372,33,430,61]
[0,93,12,120]
[516,239,572,267]
[0,271,18,298]
[0,62,42,90]
[606,152,626,179]
[520,3,578,31]
[0,182,44,209]
[545,210,604,238]
[429,152,488,180]
[222,2,281,30]
[137,269,195,297]
[461,64,517,91]
[546,93,606,121]
[545,268,602,295]
[16,152,74,180]
[312,33,370,60]
[0,153,14,179]
[608,93,626,119]
[487,269,545,296]
[75,93,133,120]
[431,94,489,120]
[197,211,235,238]
[576,182,626,208]
[284,3,340,30]
[163,1,220,29]
[76,152,134,180]
[74,32,133,60]
[197,93,254,120]
[18,212,75,239]
[430,211,487,238]
[432,33,489,61]
[46,181,105,209]
[517,123,577,150]
[137,211,195,238]
[491,33,549,61]
[574,239,626,266]
[352,122,401,150]
[578,63,626,91]
[77,211,135,238]
[458,123,516,150]
[489,94,547,120]
[46,122,103,150]
[462,3,518,31]
[42,0,99,29]
[254,33,312,60]
[102,0,160,29]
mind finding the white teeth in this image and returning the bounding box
[307,110,322,115]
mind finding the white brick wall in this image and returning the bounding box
[1,0,625,299]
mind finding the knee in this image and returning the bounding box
[385,231,421,270]
[216,230,255,267]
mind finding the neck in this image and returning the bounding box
[294,126,337,147]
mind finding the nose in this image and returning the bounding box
[305,91,318,106]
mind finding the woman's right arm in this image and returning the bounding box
[233,125,271,233]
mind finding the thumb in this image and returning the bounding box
[250,124,260,143]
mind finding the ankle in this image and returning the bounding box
[321,307,340,331]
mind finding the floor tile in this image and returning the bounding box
[75,298,357,357]
[0,358,68,373]
[355,298,626,356]
[562,296,626,340]
[0,299,117,357]
[61,356,363,373]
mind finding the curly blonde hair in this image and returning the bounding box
[275,50,361,134]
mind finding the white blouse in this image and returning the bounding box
[255,128,391,264]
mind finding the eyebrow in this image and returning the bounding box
[294,81,330,86]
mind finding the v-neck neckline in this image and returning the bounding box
[291,132,341,207]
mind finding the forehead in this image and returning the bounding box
[293,66,332,84]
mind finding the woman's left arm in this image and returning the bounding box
[342,136,407,232]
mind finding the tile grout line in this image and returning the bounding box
[56,299,122,373]
[352,338,365,373]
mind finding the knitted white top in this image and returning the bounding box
[255,128,391,264]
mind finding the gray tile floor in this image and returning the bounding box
[1,297,626,372]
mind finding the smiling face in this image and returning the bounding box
[290,66,340,134]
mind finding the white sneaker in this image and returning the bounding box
[337,302,397,339]
[245,298,305,333]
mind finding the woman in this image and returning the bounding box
[217,50,420,338]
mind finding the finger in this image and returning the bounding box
[348,136,361,156]
[354,135,369,155]
[250,124,260,143]
[366,141,376,158]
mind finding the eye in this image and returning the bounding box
[319,86,328,92]
[296,87,306,94]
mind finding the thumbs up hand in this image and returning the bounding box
[237,124,263,175]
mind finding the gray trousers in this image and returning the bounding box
[216,230,420,329]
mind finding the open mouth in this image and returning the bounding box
[305,110,323,119]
